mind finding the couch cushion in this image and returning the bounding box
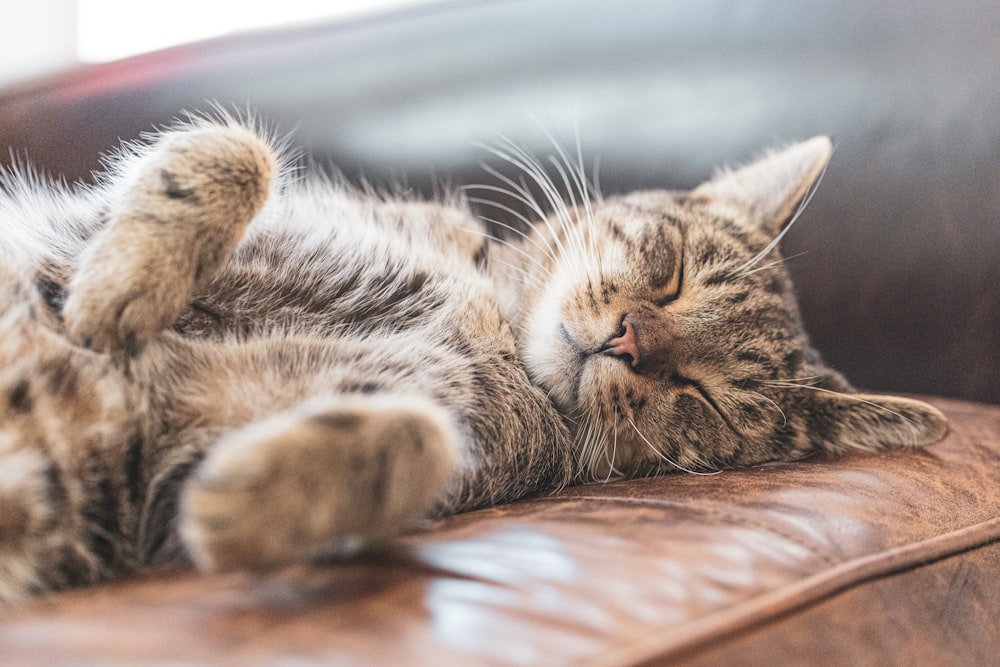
[1,395,997,665]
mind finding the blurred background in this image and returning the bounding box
[0,0,997,404]
[1,1,442,86]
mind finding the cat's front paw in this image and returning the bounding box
[63,124,276,351]
[179,395,459,571]
[63,255,191,352]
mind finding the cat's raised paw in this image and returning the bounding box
[63,124,276,351]
[178,394,459,571]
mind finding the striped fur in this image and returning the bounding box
[0,118,946,602]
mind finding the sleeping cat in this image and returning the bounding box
[0,115,947,603]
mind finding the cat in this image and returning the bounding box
[0,113,947,603]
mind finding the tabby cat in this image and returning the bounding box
[0,115,947,603]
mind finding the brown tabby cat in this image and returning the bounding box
[0,115,946,603]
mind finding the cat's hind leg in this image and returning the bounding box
[178,394,459,571]
[63,122,276,351]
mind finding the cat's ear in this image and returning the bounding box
[690,136,832,236]
[799,390,948,453]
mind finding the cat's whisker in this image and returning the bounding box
[470,162,552,228]
[763,381,915,425]
[759,375,824,387]
[626,417,721,476]
[732,251,810,280]
[473,143,551,211]
[484,256,539,287]
[725,156,830,279]
[493,137,577,251]
[477,143,575,275]
[602,408,621,483]
[546,155,591,264]
[462,175,556,254]
[534,119,603,291]
[571,414,598,481]
[477,130,606,299]
[463,197,556,260]
[747,390,788,427]
[455,223,552,280]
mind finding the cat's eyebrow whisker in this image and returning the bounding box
[534,117,603,292]
[464,169,550,230]
[491,137,577,257]
[458,213,556,273]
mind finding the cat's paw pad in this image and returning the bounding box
[179,395,459,571]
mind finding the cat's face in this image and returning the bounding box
[498,137,947,479]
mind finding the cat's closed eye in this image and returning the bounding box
[652,258,683,307]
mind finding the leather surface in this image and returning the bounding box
[671,541,1000,667]
[0,0,997,403]
[0,3,997,665]
[2,396,998,666]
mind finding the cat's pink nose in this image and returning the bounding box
[605,318,641,368]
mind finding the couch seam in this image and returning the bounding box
[584,515,1000,667]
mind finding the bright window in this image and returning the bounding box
[77,0,441,62]
[0,0,443,86]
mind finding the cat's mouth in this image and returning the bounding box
[550,320,635,414]
[556,322,588,408]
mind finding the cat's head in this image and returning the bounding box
[489,137,947,479]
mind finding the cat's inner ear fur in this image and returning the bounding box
[801,390,948,454]
[690,136,833,236]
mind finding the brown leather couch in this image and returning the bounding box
[1,1,998,664]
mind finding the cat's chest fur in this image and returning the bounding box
[173,188,501,344]
[130,185,535,467]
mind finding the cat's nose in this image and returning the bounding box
[600,317,641,368]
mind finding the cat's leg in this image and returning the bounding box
[177,393,459,571]
[0,442,134,604]
[62,123,276,351]
[0,448,79,603]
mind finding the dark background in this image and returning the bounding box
[1,0,996,403]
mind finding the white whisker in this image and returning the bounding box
[459,208,557,270]
[726,157,830,279]
[476,140,573,265]
[626,416,721,476]
[733,251,810,279]
[762,381,914,424]
[464,167,549,226]
[747,390,787,427]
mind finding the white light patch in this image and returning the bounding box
[76,0,445,63]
